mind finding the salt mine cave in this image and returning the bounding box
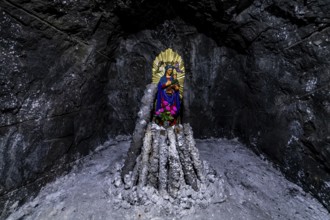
[0,0,330,219]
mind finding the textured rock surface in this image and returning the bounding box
[124,123,206,197]
[1,0,330,213]
[0,0,123,213]
[121,84,157,179]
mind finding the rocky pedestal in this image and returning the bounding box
[112,122,226,215]
[125,123,205,195]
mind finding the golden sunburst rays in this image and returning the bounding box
[152,48,185,97]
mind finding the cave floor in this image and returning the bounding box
[6,138,330,220]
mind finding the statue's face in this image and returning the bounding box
[166,68,173,76]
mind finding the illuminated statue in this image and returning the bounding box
[152,49,185,126]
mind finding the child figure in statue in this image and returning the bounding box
[155,65,181,126]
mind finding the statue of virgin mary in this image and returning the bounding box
[152,48,185,126]
[155,65,181,126]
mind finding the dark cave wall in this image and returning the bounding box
[0,0,330,212]
[0,0,114,196]
[230,1,330,207]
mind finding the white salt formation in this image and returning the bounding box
[115,122,226,216]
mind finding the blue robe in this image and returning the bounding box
[156,75,181,118]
